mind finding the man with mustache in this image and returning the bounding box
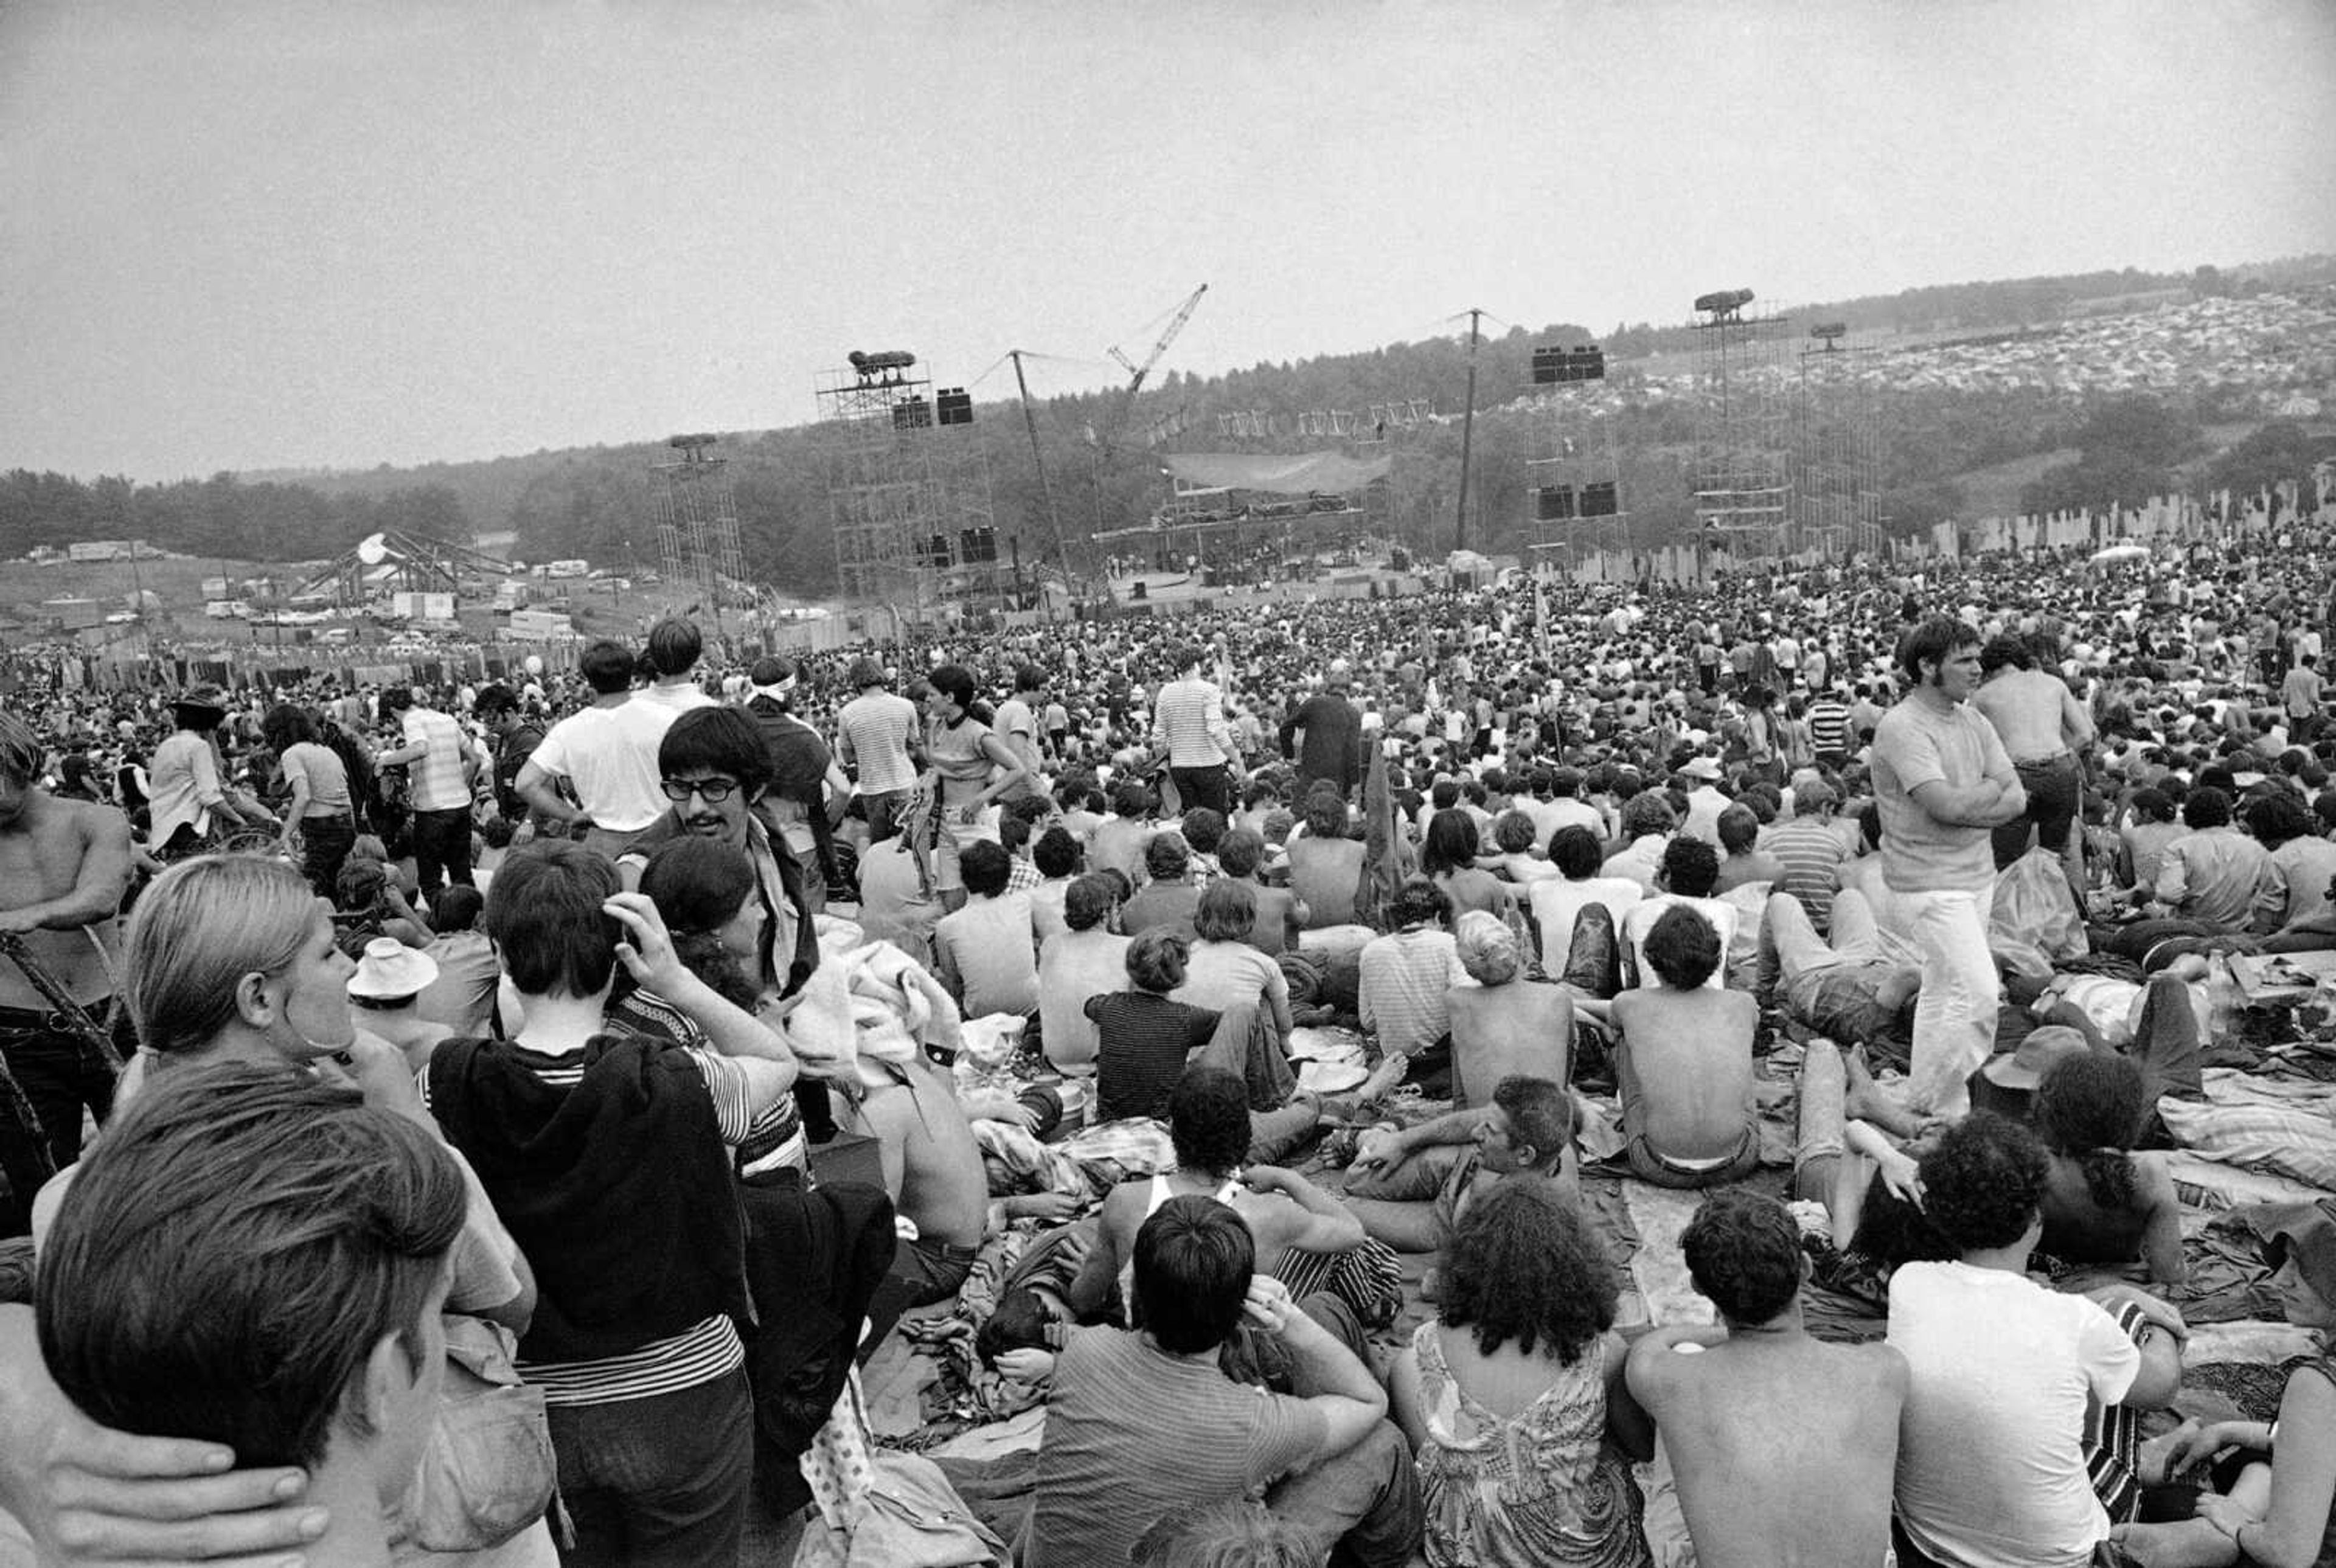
[616,707,820,1007]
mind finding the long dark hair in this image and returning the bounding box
[2031,1052,2146,1212]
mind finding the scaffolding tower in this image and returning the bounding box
[818,353,1003,617]
[1793,324,1886,563]
[1689,290,1796,560]
[1524,344,1627,571]
[653,435,745,616]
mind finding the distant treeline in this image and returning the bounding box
[8,256,2329,583]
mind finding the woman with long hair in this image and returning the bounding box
[1420,808,1515,924]
[1391,1178,1655,1567]
[2032,1051,2186,1286]
[617,835,807,1175]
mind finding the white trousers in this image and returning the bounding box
[1902,887,1998,1119]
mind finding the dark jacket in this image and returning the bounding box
[739,1171,897,1515]
[427,1033,749,1364]
[1280,691,1363,796]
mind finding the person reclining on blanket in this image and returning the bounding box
[1026,1195,1422,1567]
[1340,1074,1577,1255]
[1066,1066,1366,1328]
[1627,1190,1908,1568]
[1608,904,1759,1188]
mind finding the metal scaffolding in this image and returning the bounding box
[653,435,743,616]
[1524,344,1627,570]
[818,353,1003,617]
[1689,290,1796,560]
[1794,325,1886,563]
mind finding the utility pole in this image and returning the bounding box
[1008,350,1071,614]
[1453,307,1483,555]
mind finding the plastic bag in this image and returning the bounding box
[1992,848,2089,962]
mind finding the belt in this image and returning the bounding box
[2011,752,2074,768]
[918,1238,982,1264]
[0,999,113,1034]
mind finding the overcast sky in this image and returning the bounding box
[4,0,2331,482]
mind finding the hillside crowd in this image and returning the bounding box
[6,514,2336,1568]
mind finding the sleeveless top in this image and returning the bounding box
[1411,1322,1650,1568]
[1119,1171,1242,1313]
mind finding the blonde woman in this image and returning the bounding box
[19,852,551,1565]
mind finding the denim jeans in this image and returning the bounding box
[1902,888,1998,1119]
[0,1010,128,1239]
[1169,763,1234,816]
[545,1369,752,1566]
[410,806,474,902]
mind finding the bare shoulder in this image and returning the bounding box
[1835,1336,1910,1393]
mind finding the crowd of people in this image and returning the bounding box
[3,513,2336,1567]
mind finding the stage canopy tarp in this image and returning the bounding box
[1161,451,1392,495]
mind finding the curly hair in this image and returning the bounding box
[1918,1112,2049,1251]
[1619,793,1675,840]
[1438,1178,1615,1362]
[1492,810,1538,855]
[1548,825,1604,879]
[1682,1189,1804,1326]
[2031,1052,2146,1213]
[1302,789,1350,840]
[1167,1067,1250,1176]
[1642,904,1721,990]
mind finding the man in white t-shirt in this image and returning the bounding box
[637,619,718,713]
[1889,1114,2182,1568]
[1869,618,2026,1118]
[516,639,678,861]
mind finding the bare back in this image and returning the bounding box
[1446,982,1573,1108]
[1630,1330,1907,1568]
[1611,985,1756,1160]
[1974,668,2080,761]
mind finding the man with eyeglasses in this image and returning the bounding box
[615,707,822,1008]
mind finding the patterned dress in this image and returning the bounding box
[1411,1322,1651,1568]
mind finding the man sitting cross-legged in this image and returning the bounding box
[1340,1074,1577,1254]
[1627,1188,1908,1568]
[1027,1195,1420,1567]
[1610,904,1759,1188]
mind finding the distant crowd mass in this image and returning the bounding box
[6,514,2336,1567]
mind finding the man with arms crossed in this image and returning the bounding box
[0,712,133,1240]
[1870,617,2026,1119]
[1628,1188,1907,1568]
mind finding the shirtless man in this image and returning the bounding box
[835,1049,990,1306]
[1610,905,1758,1188]
[1066,1066,1364,1323]
[1444,911,1573,1106]
[1340,1074,1577,1253]
[1627,1190,1907,1568]
[1973,632,2095,899]
[0,712,133,1239]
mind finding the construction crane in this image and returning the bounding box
[1103,283,1207,448]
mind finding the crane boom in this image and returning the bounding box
[1100,283,1208,451]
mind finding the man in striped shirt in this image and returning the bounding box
[1764,780,1854,935]
[374,685,479,903]
[1150,644,1245,816]
[1807,687,1853,771]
